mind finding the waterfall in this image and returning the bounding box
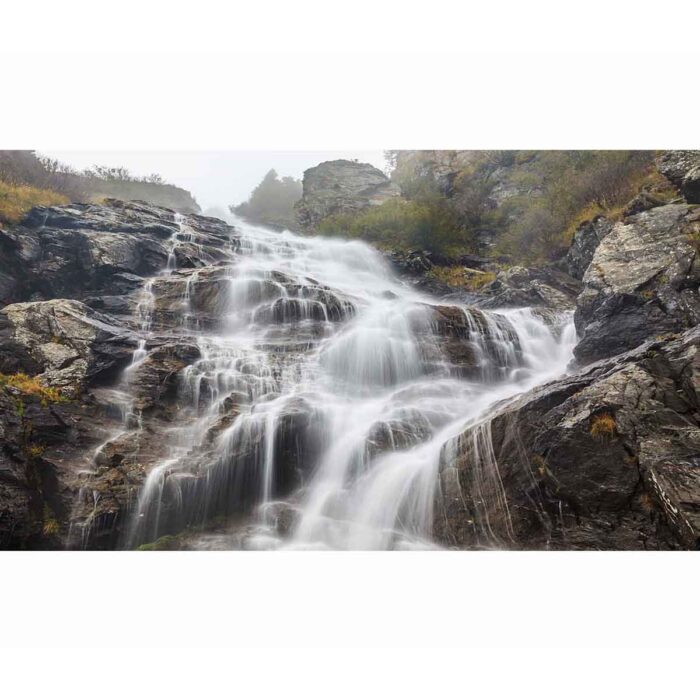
[96,214,575,550]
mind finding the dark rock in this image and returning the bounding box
[0,386,123,549]
[0,200,238,306]
[565,215,613,279]
[574,204,700,364]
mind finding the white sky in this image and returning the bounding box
[41,150,388,211]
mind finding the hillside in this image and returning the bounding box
[0,151,199,225]
[294,151,677,264]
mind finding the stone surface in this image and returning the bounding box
[574,204,700,364]
[295,160,400,230]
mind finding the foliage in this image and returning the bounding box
[383,150,658,264]
[0,150,183,212]
[231,169,302,228]
[0,180,68,224]
[0,372,66,406]
[318,196,475,255]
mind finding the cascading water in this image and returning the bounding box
[102,214,575,550]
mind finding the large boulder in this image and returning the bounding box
[295,160,400,230]
[0,299,136,394]
[656,150,700,204]
[435,326,700,550]
[574,204,700,364]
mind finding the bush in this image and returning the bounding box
[231,169,302,228]
[386,150,658,264]
[317,196,475,255]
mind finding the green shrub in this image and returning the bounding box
[317,196,475,255]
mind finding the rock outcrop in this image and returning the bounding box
[295,160,400,230]
[0,299,136,394]
[0,200,240,549]
[574,204,700,364]
[565,215,613,280]
[657,150,700,204]
[435,326,700,550]
[0,199,235,306]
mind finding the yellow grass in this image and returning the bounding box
[0,372,66,405]
[0,181,68,225]
[590,412,616,440]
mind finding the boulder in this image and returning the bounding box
[0,299,136,394]
[656,150,700,204]
[435,326,700,550]
[295,160,400,230]
[574,204,700,364]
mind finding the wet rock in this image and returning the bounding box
[424,305,522,378]
[0,200,238,306]
[574,204,700,364]
[127,342,201,415]
[435,326,700,550]
[366,413,433,458]
[295,160,400,230]
[0,383,122,549]
[656,150,700,204]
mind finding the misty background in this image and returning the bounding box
[41,151,387,211]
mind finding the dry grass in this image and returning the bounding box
[590,412,617,440]
[42,506,60,537]
[0,372,66,406]
[430,266,496,291]
[0,180,68,225]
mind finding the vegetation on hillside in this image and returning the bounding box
[0,181,68,225]
[322,150,668,262]
[0,150,197,221]
[231,169,302,228]
[317,196,472,254]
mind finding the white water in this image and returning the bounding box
[109,215,576,550]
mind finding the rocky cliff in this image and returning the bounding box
[295,159,400,230]
[0,201,235,548]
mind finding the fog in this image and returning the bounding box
[41,150,387,211]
